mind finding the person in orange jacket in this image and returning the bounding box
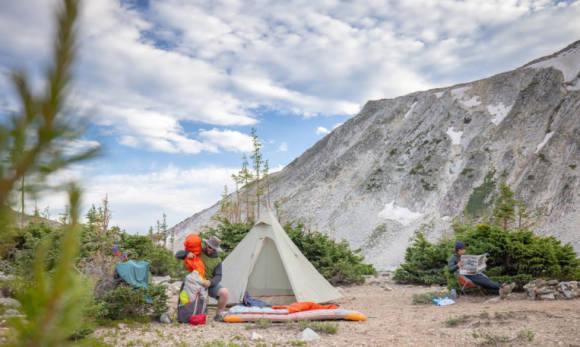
[177,235,230,320]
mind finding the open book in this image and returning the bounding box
[459,254,487,275]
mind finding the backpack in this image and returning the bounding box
[177,271,208,324]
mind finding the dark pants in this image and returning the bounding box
[465,273,501,294]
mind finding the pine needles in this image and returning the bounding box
[0,1,99,345]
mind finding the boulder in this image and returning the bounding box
[0,298,21,308]
[152,276,171,286]
[251,332,264,341]
[536,286,555,295]
[2,309,21,317]
[159,312,172,324]
[524,280,580,300]
[540,293,556,300]
[297,328,320,342]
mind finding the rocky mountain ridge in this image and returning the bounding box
[169,40,580,270]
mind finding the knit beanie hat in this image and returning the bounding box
[454,240,467,251]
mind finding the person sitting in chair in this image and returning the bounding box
[448,240,514,297]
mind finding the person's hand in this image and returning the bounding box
[186,252,195,259]
[202,280,211,288]
[457,261,463,268]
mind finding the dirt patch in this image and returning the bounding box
[95,276,580,346]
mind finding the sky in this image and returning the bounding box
[0,0,579,234]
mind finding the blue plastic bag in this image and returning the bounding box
[433,297,456,306]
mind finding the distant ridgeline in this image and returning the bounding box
[169,40,580,270]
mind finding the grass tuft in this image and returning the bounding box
[412,291,450,305]
[444,315,469,327]
[298,320,339,334]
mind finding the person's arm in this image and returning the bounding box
[448,255,459,274]
[209,262,222,287]
[175,250,188,260]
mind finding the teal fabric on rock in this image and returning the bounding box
[116,260,150,290]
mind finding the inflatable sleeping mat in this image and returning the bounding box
[223,304,366,323]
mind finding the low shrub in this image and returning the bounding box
[393,233,452,285]
[146,247,186,278]
[99,283,167,320]
[202,218,376,285]
[284,222,376,285]
[201,217,252,258]
[118,233,186,278]
[396,223,580,290]
[10,222,64,275]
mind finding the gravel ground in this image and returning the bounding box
[95,275,580,346]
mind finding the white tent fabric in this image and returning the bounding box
[222,209,342,305]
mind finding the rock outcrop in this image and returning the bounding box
[169,41,580,270]
[523,279,579,300]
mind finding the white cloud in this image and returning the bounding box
[278,142,288,152]
[199,128,253,152]
[62,139,101,156]
[4,0,580,234]
[27,165,240,233]
[270,164,285,174]
[316,126,330,135]
[100,106,218,154]
[3,0,580,155]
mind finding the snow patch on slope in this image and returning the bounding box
[434,91,445,98]
[535,132,553,153]
[488,102,513,125]
[567,79,580,91]
[446,127,463,145]
[451,86,480,108]
[451,86,470,99]
[460,96,481,107]
[404,102,417,119]
[378,202,423,226]
[529,45,580,82]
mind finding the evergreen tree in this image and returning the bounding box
[219,185,234,220]
[231,172,242,222]
[515,199,533,230]
[161,212,167,247]
[99,194,111,234]
[148,226,154,242]
[240,154,253,221]
[0,1,100,344]
[263,159,271,208]
[250,128,263,219]
[20,176,25,227]
[494,182,517,231]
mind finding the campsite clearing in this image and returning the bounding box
[95,273,580,346]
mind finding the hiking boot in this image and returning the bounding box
[214,312,225,322]
[499,283,515,298]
